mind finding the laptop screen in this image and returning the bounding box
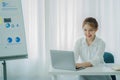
[50,50,76,71]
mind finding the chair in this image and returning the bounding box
[103,52,116,80]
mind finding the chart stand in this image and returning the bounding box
[2,60,7,80]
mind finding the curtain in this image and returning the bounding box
[45,0,120,63]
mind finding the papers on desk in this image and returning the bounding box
[103,63,120,71]
[112,66,120,71]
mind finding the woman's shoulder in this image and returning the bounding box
[96,36,105,45]
[75,37,84,44]
[76,37,84,41]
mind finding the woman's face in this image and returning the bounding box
[83,24,97,40]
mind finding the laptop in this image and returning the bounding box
[50,50,85,71]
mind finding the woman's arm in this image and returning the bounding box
[76,62,93,69]
[74,39,81,62]
[89,41,105,66]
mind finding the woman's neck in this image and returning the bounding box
[86,36,96,46]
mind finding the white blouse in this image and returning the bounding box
[74,36,105,66]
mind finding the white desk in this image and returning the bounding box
[49,64,120,80]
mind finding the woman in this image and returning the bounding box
[74,17,112,80]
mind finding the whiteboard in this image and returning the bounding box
[0,0,28,60]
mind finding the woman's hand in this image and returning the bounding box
[76,63,83,69]
[76,62,93,69]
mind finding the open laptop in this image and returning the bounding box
[50,50,85,71]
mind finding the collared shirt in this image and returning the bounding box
[74,36,105,66]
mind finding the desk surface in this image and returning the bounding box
[49,64,120,75]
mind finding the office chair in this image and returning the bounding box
[103,52,116,80]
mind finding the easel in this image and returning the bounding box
[2,60,7,80]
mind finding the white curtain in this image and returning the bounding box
[45,0,120,62]
[43,0,120,80]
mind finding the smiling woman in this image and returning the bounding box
[82,17,98,46]
[74,17,112,80]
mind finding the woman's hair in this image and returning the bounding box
[82,17,98,29]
